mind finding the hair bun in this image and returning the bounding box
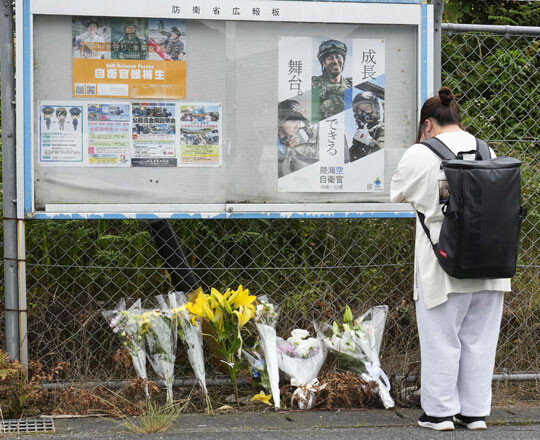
[439,87,454,105]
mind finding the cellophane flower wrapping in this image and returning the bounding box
[144,293,179,404]
[253,296,281,409]
[168,291,212,413]
[315,305,395,409]
[102,299,149,398]
[243,348,271,391]
[276,329,327,409]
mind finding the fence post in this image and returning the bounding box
[1,0,25,363]
[433,0,445,92]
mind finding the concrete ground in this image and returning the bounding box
[4,406,540,439]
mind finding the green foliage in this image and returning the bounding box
[443,1,540,26]
[0,350,41,418]
[443,35,540,141]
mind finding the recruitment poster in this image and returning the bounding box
[39,103,84,165]
[87,103,131,166]
[131,102,177,167]
[179,104,222,165]
[278,37,385,192]
[72,17,187,99]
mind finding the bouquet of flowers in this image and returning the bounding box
[243,298,279,405]
[276,329,327,409]
[186,285,256,403]
[315,305,395,409]
[251,296,281,409]
[102,299,149,398]
[140,296,179,404]
[243,348,271,392]
[165,291,212,413]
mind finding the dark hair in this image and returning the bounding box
[416,87,462,143]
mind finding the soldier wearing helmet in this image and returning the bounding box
[112,19,147,60]
[348,91,382,162]
[278,99,308,151]
[312,39,353,120]
[161,25,185,61]
[278,100,315,177]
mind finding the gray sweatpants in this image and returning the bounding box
[416,276,504,417]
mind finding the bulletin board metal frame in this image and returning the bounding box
[16,0,433,220]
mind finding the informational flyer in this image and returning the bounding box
[131,102,177,166]
[87,103,131,166]
[179,104,222,165]
[277,37,385,192]
[72,17,187,99]
[39,103,84,165]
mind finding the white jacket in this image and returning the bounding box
[390,130,511,309]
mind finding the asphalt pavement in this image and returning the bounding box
[4,406,540,439]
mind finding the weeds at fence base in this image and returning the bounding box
[492,381,540,407]
[119,399,188,434]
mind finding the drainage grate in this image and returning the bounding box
[1,418,55,434]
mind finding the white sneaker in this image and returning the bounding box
[418,413,455,431]
[454,414,487,430]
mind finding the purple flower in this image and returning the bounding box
[277,339,296,357]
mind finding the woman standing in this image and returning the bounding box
[390,87,511,431]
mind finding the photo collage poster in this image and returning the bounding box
[72,17,187,99]
[278,37,385,192]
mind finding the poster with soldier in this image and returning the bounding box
[278,37,385,193]
[148,19,187,61]
[39,103,84,165]
[87,103,131,166]
[179,104,222,166]
[72,17,187,99]
[131,103,177,167]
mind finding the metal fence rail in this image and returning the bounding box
[1,25,539,384]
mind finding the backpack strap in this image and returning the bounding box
[476,138,491,160]
[422,136,492,161]
[420,137,456,160]
[416,211,436,247]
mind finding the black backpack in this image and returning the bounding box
[417,137,526,279]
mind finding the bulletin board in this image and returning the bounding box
[16,0,433,219]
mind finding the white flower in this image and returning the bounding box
[295,343,312,358]
[341,330,354,348]
[288,336,303,347]
[353,317,364,327]
[291,329,310,339]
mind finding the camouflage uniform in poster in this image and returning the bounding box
[162,26,185,61]
[312,39,353,120]
[312,74,353,120]
[112,21,147,60]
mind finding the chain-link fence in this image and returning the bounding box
[1,26,539,383]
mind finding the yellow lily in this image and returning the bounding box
[233,304,255,328]
[213,308,224,332]
[201,301,216,322]
[250,391,272,405]
[209,288,222,309]
[210,288,233,314]
[229,285,256,309]
[186,291,211,324]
